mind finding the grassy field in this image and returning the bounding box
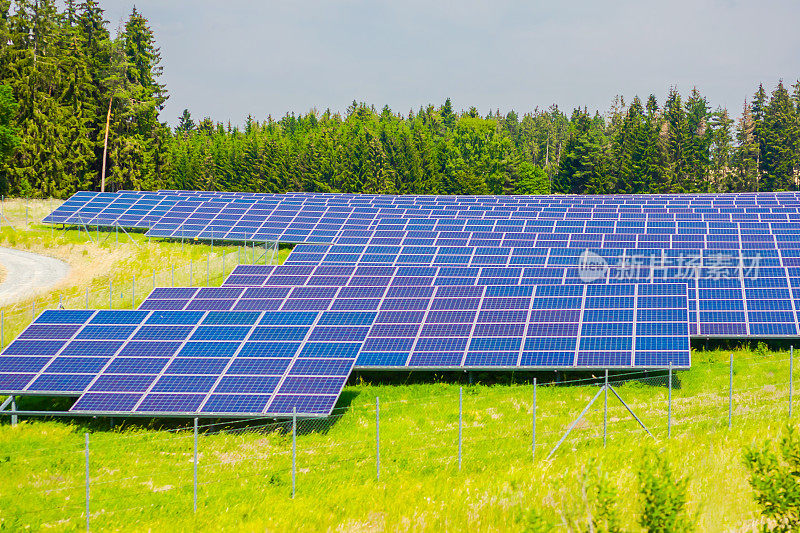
[0,348,793,531]
[0,199,792,531]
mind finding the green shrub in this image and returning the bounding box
[638,450,694,532]
[743,425,800,531]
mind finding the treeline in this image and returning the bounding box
[0,0,167,197]
[0,1,799,197]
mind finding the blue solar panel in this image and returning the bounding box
[34,189,800,414]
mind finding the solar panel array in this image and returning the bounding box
[8,188,799,417]
[139,278,689,368]
[0,309,353,416]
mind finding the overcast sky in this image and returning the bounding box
[100,0,800,127]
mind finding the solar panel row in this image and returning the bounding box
[138,281,690,369]
[0,309,354,416]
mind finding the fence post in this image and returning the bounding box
[668,362,673,439]
[729,353,733,430]
[791,346,794,419]
[458,387,462,471]
[85,433,90,532]
[193,418,198,513]
[603,369,608,447]
[376,397,381,481]
[532,378,537,461]
[109,279,112,309]
[292,408,296,499]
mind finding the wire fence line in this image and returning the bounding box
[1,352,797,529]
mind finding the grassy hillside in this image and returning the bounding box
[0,199,290,346]
[0,347,793,531]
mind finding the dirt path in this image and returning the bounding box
[0,246,70,306]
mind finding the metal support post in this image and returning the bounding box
[222,251,225,279]
[206,253,210,286]
[189,259,193,287]
[603,369,608,447]
[376,397,380,480]
[193,418,198,512]
[791,346,794,419]
[32,301,35,320]
[132,275,135,309]
[1,310,4,350]
[458,387,462,470]
[109,279,112,309]
[85,288,89,309]
[607,386,655,439]
[10,396,16,426]
[115,225,118,244]
[59,294,62,309]
[668,362,673,438]
[532,378,537,461]
[85,433,90,532]
[547,387,606,460]
[729,353,733,429]
[171,264,175,287]
[152,269,156,291]
[292,408,296,498]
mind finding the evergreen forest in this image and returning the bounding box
[1,1,799,198]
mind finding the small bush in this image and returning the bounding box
[638,450,694,532]
[743,425,800,531]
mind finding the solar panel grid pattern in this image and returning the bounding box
[19,189,800,417]
[141,276,689,369]
[43,191,800,246]
[222,251,800,339]
[0,309,356,416]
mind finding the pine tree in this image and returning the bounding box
[761,81,799,190]
[731,101,759,192]
[176,109,194,136]
[709,106,734,190]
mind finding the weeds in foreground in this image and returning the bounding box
[744,425,800,532]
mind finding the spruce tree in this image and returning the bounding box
[762,81,799,190]
[731,101,759,192]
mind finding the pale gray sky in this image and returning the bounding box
[101,0,800,126]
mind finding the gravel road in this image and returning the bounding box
[0,246,70,306]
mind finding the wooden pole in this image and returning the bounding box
[100,98,112,192]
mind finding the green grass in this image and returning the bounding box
[0,348,794,531]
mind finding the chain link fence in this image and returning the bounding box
[0,351,796,529]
